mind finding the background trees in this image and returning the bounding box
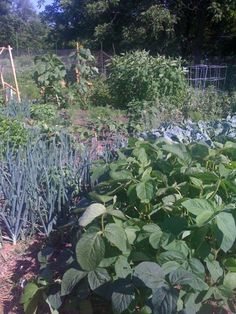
[0,0,48,51]
[40,0,236,60]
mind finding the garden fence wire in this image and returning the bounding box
[1,48,236,92]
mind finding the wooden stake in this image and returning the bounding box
[75,42,80,84]
[8,45,21,102]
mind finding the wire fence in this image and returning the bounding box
[1,48,236,95]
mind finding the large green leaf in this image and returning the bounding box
[78,203,106,227]
[134,262,164,290]
[115,256,132,278]
[111,279,134,314]
[159,250,186,264]
[223,258,236,272]
[110,170,133,180]
[169,268,208,291]
[206,259,223,283]
[76,231,105,271]
[152,285,179,314]
[61,268,87,296]
[136,181,154,203]
[163,143,191,163]
[223,272,236,290]
[196,211,214,226]
[216,212,236,252]
[88,268,111,290]
[105,223,129,253]
[182,199,214,216]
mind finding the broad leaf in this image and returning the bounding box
[206,259,223,283]
[182,198,214,216]
[169,268,208,291]
[76,231,105,271]
[61,268,87,296]
[79,203,106,227]
[105,223,129,253]
[216,212,236,252]
[115,256,132,278]
[111,279,134,314]
[223,272,236,290]
[88,268,111,290]
[134,262,164,290]
[136,181,154,204]
[152,285,179,314]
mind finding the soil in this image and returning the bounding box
[0,237,43,314]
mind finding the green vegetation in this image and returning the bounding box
[21,139,236,313]
[1,2,236,313]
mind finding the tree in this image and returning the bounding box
[0,0,48,50]
[40,0,236,59]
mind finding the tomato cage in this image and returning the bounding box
[187,64,227,91]
[0,46,21,103]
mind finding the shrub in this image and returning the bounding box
[108,50,187,108]
[183,87,233,121]
[30,103,57,122]
[0,116,28,151]
[22,139,236,313]
[89,77,112,107]
[128,99,183,132]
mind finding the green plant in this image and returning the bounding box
[183,87,233,121]
[33,54,67,107]
[67,45,99,106]
[108,50,187,109]
[0,116,28,153]
[89,77,112,107]
[22,138,236,313]
[30,104,57,122]
[128,99,183,132]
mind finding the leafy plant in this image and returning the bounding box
[0,116,28,155]
[140,115,236,146]
[108,50,187,109]
[33,54,67,107]
[30,103,57,122]
[22,138,236,313]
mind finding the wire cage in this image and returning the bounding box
[187,64,227,91]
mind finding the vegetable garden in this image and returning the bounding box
[1,47,236,314]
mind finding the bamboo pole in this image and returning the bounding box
[8,45,21,102]
[75,42,80,84]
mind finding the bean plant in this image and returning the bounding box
[21,138,236,313]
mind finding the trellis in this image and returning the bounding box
[187,64,227,91]
[0,45,21,103]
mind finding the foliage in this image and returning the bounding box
[33,54,67,107]
[0,115,28,153]
[30,103,57,122]
[40,0,236,58]
[67,45,98,101]
[22,138,236,313]
[33,47,98,108]
[183,88,234,121]
[127,99,183,133]
[108,50,187,109]
[0,0,48,50]
[89,77,112,107]
[140,115,236,147]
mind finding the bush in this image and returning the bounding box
[22,139,236,313]
[183,87,233,121]
[128,99,183,132]
[30,103,57,122]
[108,50,187,108]
[89,77,112,107]
[0,116,28,151]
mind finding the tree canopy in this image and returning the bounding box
[0,0,48,50]
[39,0,236,60]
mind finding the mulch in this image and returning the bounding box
[0,237,42,314]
